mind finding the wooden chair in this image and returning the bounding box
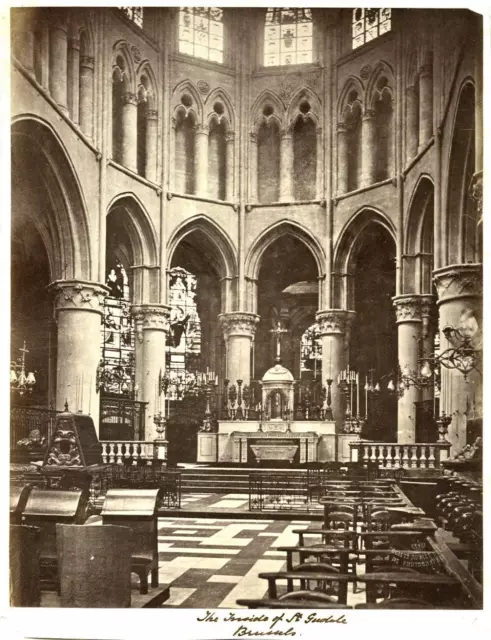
[355,597,437,609]
[358,571,461,605]
[258,571,351,605]
[237,597,352,609]
[56,523,133,607]
[9,524,41,607]
[10,485,32,525]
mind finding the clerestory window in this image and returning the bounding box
[264,8,313,67]
[179,7,224,63]
[119,7,143,28]
[352,8,391,49]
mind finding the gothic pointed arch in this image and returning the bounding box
[365,60,394,110]
[136,60,158,110]
[404,175,434,294]
[112,40,136,93]
[251,90,285,130]
[246,220,325,282]
[204,88,235,131]
[11,116,92,281]
[167,216,238,283]
[286,87,321,127]
[172,80,203,124]
[338,76,365,122]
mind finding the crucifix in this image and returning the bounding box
[270,320,289,364]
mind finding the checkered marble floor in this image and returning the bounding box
[177,492,324,514]
[156,513,367,608]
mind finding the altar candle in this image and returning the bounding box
[365,375,368,419]
[350,377,354,414]
[356,372,360,417]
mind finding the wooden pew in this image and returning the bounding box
[10,485,32,525]
[258,571,352,604]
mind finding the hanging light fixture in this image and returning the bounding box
[10,341,36,396]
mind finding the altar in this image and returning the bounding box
[231,423,319,465]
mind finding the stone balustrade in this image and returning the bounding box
[350,441,451,469]
[101,441,156,465]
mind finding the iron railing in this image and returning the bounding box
[10,404,60,450]
[99,396,147,441]
[249,472,310,511]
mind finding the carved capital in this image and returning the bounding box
[195,123,209,135]
[280,127,293,140]
[147,109,158,120]
[49,280,109,318]
[469,171,483,218]
[131,305,171,343]
[363,109,375,120]
[225,131,235,143]
[393,295,424,323]
[316,310,356,336]
[419,63,432,78]
[433,264,483,304]
[80,56,95,69]
[122,92,138,107]
[337,123,348,134]
[249,132,258,144]
[219,312,260,340]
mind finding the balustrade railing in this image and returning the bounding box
[101,441,156,465]
[10,404,60,450]
[350,441,452,469]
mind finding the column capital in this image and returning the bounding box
[219,312,260,340]
[249,131,258,144]
[419,63,432,77]
[131,304,171,343]
[433,264,483,304]
[280,127,293,140]
[392,295,425,323]
[406,84,417,96]
[146,109,158,120]
[195,123,209,135]
[225,131,235,143]
[316,309,356,335]
[80,55,95,69]
[49,280,109,317]
[362,109,375,120]
[337,122,348,134]
[122,91,138,107]
[69,37,81,51]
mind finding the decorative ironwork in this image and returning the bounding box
[249,472,309,512]
[99,397,147,441]
[11,405,60,451]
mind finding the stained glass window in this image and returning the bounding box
[99,263,135,396]
[179,7,224,63]
[352,8,391,49]
[165,267,202,399]
[300,323,322,379]
[119,7,143,28]
[264,8,313,67]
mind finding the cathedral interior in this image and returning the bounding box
[9,7,483,614]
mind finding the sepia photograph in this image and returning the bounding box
[5,2,485,630]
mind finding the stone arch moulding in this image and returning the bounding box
[404,173,435,255]
[337,76,365,122]
[251,90,286,130]
[172,80,204,124]
[286,87,322,126]
[71,10,95,54]
[204,88,236,131]
[333,207,397,276]
[136,60,159,111]
[11,115,92,281]
[112,40,136,93]
[365,60,395,110]
[405,47,419,88]
[106,192,159,267]
[166,215,238,280]
[245,220,326,282]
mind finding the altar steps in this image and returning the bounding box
[178,465,308,495]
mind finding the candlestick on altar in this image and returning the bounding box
[365,375,368,419]
[356,372,360,418]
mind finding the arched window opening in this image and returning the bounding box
[258,119,280,203]
[293,117,317,200]
[374,82,393,182]
[264,8,313,67]
[112,56,126,164]
[166,267,202,398]
[137,80,148,177]
[208,118,226,200]
[99,261,135,398]
[119,7,143,29]
[179,7,224,63]
[352,8,391,50]
[346,99,362,192]
[174,111,196,194]
[300,323,322,381]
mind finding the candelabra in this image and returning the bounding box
[10,341,36,396]
[337,366,364,433]
[153,411,167,440]
[198,370,219,432]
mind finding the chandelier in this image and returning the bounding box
[10,341,36,395]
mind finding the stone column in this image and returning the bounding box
[316,310,356,429]
[12,8,35,74]
[393,295,424,444]
[121,92,138,172]
[79,55,94,139]
[50,280,109,432]
[405,84,419,162]
[418,64,433,151]
[67,37,80,124]
[337,123,349,194]
[225,131,235,201]
[280,127,293,202]
[361,109,376,187]
[219,312,259,386]
[145,109,158,183]
[194,123,209,196]
[249,132,258,203]
[131,304,171,440]
[433,264,482,452]
[316,127,323,199]
[49,13,69,113]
